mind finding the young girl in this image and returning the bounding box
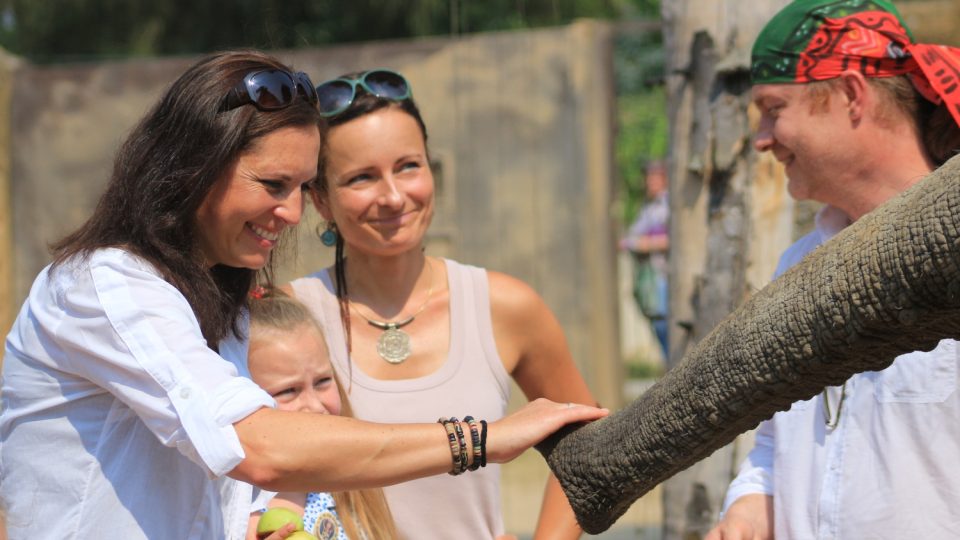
[245,289,398,540]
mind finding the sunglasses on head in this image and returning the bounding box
[314,69,412,118]
[221,69,319,112]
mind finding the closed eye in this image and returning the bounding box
[271,387,298,401]
[260,179,286,194]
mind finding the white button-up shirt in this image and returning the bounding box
[723,206,960,539]
[1,248,275,539]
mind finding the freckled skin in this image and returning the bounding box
[539,156,960,534]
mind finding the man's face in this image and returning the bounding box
[751,82,853,203]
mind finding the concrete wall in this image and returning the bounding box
[2,21,623,406]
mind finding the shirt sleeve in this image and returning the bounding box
[721,417,775,511]
[47,251,274,478]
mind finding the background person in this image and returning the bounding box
[0,50,607,540]
[619,159,670,359]
[288,68,598,540]
[707,1,960,539]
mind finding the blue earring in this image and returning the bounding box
[321,222,338,247]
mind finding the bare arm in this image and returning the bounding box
[489,271,598,540]
[705,494,774,540]
[229,398,607,494]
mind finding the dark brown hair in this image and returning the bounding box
[52,50,321,347]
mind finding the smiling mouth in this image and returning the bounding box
[249,223,280,242]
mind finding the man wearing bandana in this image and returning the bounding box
[708,1,960,539]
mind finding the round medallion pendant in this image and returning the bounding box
[314,510,340,540]
[377,327,412,364]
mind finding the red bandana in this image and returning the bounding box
[798,12,960,125]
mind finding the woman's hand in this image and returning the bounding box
[486,398,608,464]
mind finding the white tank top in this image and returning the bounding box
[290,258,511,540]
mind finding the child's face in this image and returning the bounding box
[248,323,342,416]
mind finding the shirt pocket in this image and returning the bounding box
[874,340,958,403]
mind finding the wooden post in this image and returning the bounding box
[0,50,20,364]
[660,2,791,538]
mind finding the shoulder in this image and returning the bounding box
[486,270,546,317]
[47,248,171,304]
[774,231,825,277]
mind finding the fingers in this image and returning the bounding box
[261,523,298,540]
[556,399,609,421]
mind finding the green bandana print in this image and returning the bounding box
[751,0,912,84]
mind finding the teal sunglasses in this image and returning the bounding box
[314,69,412,118]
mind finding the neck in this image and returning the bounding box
[827,131,934,221]
[342,248,431,319]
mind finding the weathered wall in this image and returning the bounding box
[3,21,623,405]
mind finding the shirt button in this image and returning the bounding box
[180,387,191,399]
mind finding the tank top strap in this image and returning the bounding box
[442,259,511,402]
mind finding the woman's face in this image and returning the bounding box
[313,107,433,257]
[248,323,342,416]
[196,125,321,269]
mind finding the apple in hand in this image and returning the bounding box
[256,507,304,538]
[286,532,319,540]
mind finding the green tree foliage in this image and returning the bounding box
[0,0,658,63]
[0,0,665,226]
[614,27,667,225]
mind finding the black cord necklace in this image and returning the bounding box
[350,260,434,364]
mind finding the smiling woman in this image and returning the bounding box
[288,69,600,540]
[0,50,606,540]
[196,125,320,270]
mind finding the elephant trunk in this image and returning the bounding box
[537,156,960,534]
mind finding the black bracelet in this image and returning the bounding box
[479,419,488,467]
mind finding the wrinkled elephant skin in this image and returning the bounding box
[537,155,960,534]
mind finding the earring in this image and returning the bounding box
[321,222,338,247]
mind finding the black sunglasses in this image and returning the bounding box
[221,69,319,112]
[314,69,412,118]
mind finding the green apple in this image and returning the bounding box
[256,507,304,537]
[285,532,319,540]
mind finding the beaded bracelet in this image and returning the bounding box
[437,417,465,475]
[462,416,483,471]
[479,419,488,467]
[451,419,469,474]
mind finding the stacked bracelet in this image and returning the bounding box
[462,416,483,471]
[451,419,469,474]
[437,416,488,475]
[437,417,465,475]
[479,419,488,467]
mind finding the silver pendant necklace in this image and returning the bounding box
[351,260,434,364]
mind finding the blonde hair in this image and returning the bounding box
[248,289,399,540]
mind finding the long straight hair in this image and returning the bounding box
[51,50,321,347]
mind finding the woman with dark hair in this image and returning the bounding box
[0,52,606,540]
[289,69,599,539]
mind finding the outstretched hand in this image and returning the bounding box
[486,398,608,464]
